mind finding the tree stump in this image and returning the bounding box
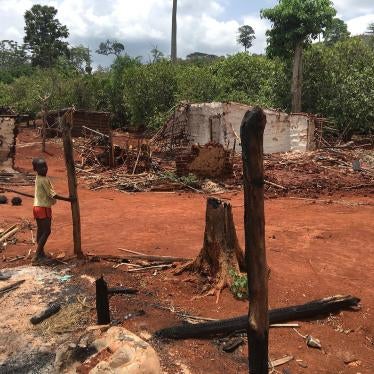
[177,197,245,302]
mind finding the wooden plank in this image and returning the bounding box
[62,109,84,258]
[241,107,268,374]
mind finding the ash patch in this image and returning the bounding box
[0,351,55,374]
[0,266,89,372]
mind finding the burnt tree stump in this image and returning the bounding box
[177,197,245,302]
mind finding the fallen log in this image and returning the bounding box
[0,279,25,294]
[154,295,360,339]
[30,303,61,325]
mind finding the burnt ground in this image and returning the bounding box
[0,127,373,373]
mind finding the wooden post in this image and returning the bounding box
[42,103,47,153]
[62,109,84,258]
[96,276,110,325]
[240,107,268,374]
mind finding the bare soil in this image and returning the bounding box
[0,128,373,373]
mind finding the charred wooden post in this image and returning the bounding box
[96,276,110,325]
[62,109,84,258]
[241,107,268,373]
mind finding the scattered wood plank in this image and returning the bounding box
[270,323,300,328]
[127,264,173,272]
[264,179,287,190]
[269,355,293,368]
[0,226,20,244]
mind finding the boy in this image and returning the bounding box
[32,158,73,265]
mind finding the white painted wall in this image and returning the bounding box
[186,102,315,154]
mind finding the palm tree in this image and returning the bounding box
[171,0,177,62]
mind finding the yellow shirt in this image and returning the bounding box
[33,176,57,207]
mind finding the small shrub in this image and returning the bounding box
[229,269,248,300]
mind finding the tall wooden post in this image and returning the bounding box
[240,107,268,374]
[42,103,47,153]
[62,110,84,258]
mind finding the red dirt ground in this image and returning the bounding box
[1,128,374,373]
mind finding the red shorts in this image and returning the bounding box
[33,206,52,219]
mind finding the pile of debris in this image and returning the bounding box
[229,145,374,196]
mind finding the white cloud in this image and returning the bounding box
[347,14,374,35]
[0,0,373,66]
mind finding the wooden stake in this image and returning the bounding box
[240,107,268,374]
[62,109,84,258]
[96,276,110,325]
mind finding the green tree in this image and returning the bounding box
[323,18,350,45]
[24,5,69,68]
[69,45,92,74]
[261,0,336,112]
[150,46,165,63]
[96,40,125,57]
[366,23,374,35]
[237,25,255,52]
[171,0,177,62]
[0,40,31,83]
[303,37,374,137]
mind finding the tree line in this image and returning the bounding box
[0,2,373,138]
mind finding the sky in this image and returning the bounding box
[0,0,373,66]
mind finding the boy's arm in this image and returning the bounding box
[53,194,76,202]
[43,178,75,202]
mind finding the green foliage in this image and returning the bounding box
[261,0,336,58]
[176,64,222,103]
[161,171,200,188]
[303,37,374,135]
[123,61,177,129]
[237,25,255,52]
[24,5,69,67]
[96,40,125,57]
[323,18,350,45]
[69,45,92,73]
[229,269,248,300]
[212,53,288,108]
[0,40,32,83]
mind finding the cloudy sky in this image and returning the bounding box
[0,0,373,66]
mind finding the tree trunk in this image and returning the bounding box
[291,41,303,113]
[171,0,177,63]
[241,107,268,374]
[177,197,245,302]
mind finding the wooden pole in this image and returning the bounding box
[240,107,268,374]
[62,109,84,258]
[42,103,46,153]
[96,276,110,325]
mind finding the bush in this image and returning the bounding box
[303,37,374,136]
[123,61,177,129]
[211,53,288,109]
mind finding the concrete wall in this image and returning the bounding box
[186,102,315,154]
[0,116,16,168]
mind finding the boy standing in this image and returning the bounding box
[33,159,73,264]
